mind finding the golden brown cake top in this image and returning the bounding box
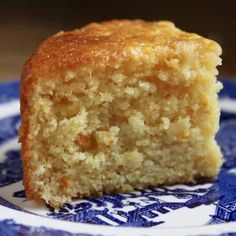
[22,19,221,82]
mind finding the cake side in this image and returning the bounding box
[20,20,222,207]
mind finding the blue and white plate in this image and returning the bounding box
[0,79,236,236]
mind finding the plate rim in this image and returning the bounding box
[1,204,236,235]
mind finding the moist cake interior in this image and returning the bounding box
[28,50,222,206]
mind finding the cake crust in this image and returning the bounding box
[21,20,220,83]
[20,20,222,206]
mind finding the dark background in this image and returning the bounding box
[0,0,235,81]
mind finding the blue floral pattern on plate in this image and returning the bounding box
[0,219,100,236]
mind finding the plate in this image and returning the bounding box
[0,79,236,236]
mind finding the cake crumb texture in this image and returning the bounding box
[20,20,222,207]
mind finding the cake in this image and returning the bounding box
[19,20,222,208]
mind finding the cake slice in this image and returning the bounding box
[20,20,222,207]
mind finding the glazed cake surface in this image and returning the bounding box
[20,20,222,207]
